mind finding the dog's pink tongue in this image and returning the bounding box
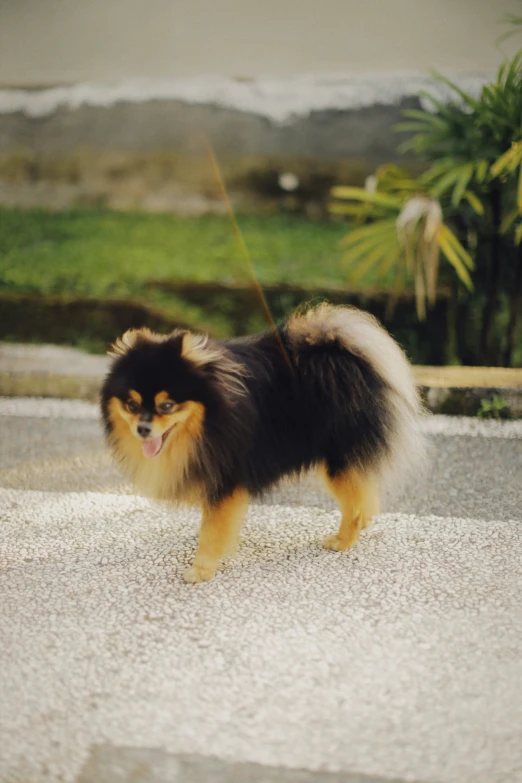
[142,436,163,458]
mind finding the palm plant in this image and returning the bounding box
[331,52,522,366]
[491,139,522,364]
[397,55,522,363]
[330,165,474,320]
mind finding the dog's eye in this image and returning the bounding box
[126,400,141,414]
[157,401,175,414]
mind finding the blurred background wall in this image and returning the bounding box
[0,0,518,84]
[0,0,519,215]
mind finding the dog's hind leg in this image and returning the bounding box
[183,488,249,583]
[322,466,379,551]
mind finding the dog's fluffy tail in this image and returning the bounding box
[287,303,427,497]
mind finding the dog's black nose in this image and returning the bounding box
[137,423,152,438]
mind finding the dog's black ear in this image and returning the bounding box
[164,330,186,355]
[108,327,161,358]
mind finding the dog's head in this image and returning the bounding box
[101,328,246,461]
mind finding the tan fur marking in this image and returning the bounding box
[322,466,379,551]
[112,396,139,431]
[154,391,171,406]
[128,389,142,404]
[184,488,249,583]
[107,397,205,502]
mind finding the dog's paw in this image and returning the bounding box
[322,534,355,552]
[183,564,216,584]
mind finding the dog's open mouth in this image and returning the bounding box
[141,423,177,459]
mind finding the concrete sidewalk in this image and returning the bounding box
[1,399,522,783]
[1,342,522,417]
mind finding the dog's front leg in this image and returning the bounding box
[183,488,249,583]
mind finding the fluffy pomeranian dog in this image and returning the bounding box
[101,304,425,583]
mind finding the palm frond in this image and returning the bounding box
[345,240,400,286]
[462,191,485,215]
[501,207,521,234]
[439,225,474,270]
[491,140,522,178]
[476,159,490,183]
[437,226,474,287]
[496,9,522,46]
[340,219,399,249]
[430,72,481,111]
[330,186,402,210]
[451,162,475,207]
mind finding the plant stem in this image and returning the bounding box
[503,240,522,366]
[444,280,460,364]
[479,183,502,364]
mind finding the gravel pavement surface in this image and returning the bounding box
[1,398,522,783]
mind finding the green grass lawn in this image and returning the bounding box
[0,207,463,364]
[0,207,356,298]
[0,207,406,349]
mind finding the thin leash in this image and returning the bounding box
[202,135,293,370]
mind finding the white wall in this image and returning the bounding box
[0,0,520,86]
